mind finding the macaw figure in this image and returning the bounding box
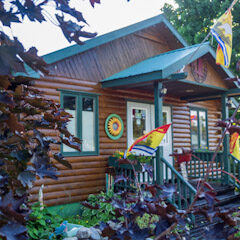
[49,221,68,239]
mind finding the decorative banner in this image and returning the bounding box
[211,10,232,68]
[230,132,240,160]
[127,123,171,156]
[105,114,124,140]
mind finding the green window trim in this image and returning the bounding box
[60,91,99,157]
[190,107,209,150]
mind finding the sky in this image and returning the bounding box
[10,0,177,56]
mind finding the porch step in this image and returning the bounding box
[186,183,240,240]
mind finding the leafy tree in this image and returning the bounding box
[0,0,103,239]
[161,0,240,74]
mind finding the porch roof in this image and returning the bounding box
[101,42,235,89]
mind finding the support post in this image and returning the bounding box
[221,94,230,184]
[154,81,164,185]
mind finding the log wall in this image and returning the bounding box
[30,26,224,206]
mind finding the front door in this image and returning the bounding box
[127,102,172,164]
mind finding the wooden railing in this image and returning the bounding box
[186,151,224,182]
[108,156,155,192]
[108,156,197,210]
[160,157,197,210]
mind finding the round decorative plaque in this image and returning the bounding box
[190,58,208,83]
[105,114,124,140]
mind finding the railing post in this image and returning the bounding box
[221,94,230,184]
[154,81,164,185]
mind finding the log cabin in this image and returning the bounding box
[21,14,240,213]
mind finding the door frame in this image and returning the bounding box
[126,100,173,158]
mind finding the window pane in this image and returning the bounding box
[82,97,95,152]
[133,109,146,141]
[63,96,77,152]
[190,110,198,149]
[199,111,207,149]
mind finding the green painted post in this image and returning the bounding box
[221,94,230,185]
[154,81,164,185]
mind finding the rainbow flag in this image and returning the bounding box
[211,11,232,68]
[230,132,240,160]
[127,124,171,156]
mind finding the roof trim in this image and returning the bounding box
[101,42,235,88]
[41,14,188,65]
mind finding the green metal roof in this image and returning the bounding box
[101,42,235,88]
[14,14,188,79]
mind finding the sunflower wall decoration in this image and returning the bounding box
[105,114,124,140]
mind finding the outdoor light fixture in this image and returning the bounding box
[159,87,167,97]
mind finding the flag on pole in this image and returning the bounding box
[211,11,232,68]
[230,132,240,160]
[127,124,171,156]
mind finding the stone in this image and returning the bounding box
[63,237,78,240]
[89,227,101,240]
[66,227,79,237]
[107,221,122,231]
[76,226,91,239]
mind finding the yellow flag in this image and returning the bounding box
[127,124,171,156]
[211,11,232,68]
[230,132,240,160]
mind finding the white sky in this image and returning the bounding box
[10,0,176,56]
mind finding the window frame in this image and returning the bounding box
[60,90,99,157]
[190,107,209,150]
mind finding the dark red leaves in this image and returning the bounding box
[81,201,99,210]
[11,0,46,22]
[216,120,227,128]
[53,152,72,169]
[0,223,27,240]
[228,126,240,135]
[6,113,24,132]
[56,15,97,45]
[0,92,14,106]
[0,6,20,27]
[90,0,101,8]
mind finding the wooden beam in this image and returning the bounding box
[154,81,164,185]
[226,88,240,95]
[221,94,230,185]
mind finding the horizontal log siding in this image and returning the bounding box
[30,76,222,206]
[29,29,225,206]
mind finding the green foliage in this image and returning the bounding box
[79,190,117,227]
[136,214,159,229]
[233,207,240,239]
[27,203,64,240]
[161,0,240,74]
[114,151,151,163]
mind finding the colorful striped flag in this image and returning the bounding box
[127,124,171,156]
[211,11,232,68]
[230,132,240,160]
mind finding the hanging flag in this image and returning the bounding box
[127,124,171,156]
[211,11,232,68]
[230,132,240,160]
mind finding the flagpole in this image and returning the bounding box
[228,0,238,11]
[182,0,237,68]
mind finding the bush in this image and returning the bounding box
[27,203,64,240]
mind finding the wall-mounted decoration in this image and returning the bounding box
[105,114,124,140]
[191,58,208,83]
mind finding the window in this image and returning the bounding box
[190,108,208,150]
[61,91,99,156]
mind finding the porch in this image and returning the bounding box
[102,43,240,212]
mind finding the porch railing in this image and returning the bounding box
[186,151,224,181]
[108,156,197,210]
[160,157,197,210]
